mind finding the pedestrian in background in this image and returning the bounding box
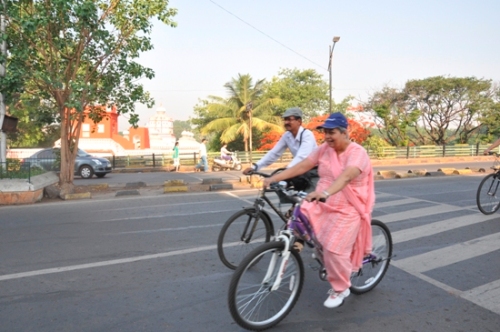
[195,138,208,172]
[172,141,180,172]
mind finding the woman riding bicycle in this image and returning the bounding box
[263,112,375,309]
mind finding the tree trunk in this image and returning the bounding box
[58,107,75,196]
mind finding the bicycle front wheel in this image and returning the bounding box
[350,219,392,294]
[217,208,273,270]
[228,241,304,331]
[476,173,500,215]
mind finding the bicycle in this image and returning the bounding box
[227,183,393,331]
[217,169,294,270]
[476,152,500,215]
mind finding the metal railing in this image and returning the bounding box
[0,161,42,181]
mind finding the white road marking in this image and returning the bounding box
[392,213,499,243]
[0,244,218,282]
[393,232,500,273]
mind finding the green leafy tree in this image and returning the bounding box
[6,93,58,147]
[2,0,177,195]
[405,76,492,145]
[262,68,329,120]
[195,74,283,151]
[172,120,192,140]
[477,85,500,143]
[364,86,420,146]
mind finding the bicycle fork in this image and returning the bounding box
[262,233,293,291]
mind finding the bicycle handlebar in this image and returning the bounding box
[245,170,271,178]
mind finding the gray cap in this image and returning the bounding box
[282,107,303,118]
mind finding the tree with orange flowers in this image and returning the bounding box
[304,115,370,144]
[258,114,370,151]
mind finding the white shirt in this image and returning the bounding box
[199,142,207,157]
[220,146,231,157]
[255,126,317,170]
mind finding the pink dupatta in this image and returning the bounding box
[329,145,375,271]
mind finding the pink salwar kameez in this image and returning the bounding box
[301,142,375,292]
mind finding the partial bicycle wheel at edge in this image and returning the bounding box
[476,173,500,215]
[217,208,273,270]
[350,219,392,294]
[228,241,304,331]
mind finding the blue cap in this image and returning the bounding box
[317,112,348,130]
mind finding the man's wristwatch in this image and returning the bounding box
[322,190,330,198]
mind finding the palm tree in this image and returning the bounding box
[201,74,283,151]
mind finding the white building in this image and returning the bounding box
[146,104,176,150]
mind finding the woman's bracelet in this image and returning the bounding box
[322,190,330,198]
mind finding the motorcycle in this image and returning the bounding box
[212,152,242,171]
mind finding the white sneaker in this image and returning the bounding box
[324,288,350,308]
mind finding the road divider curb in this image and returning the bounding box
[453,169,473,175]
[395,172,418,179]
[466,167,486,172]
[164,180,188,193]
[437,168,456,175]
[408,169,427,175]
[377,170,397,179]
[115,190,140,196]
[62,192,91,200]
[425,171,446,176]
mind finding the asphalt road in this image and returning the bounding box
[1,174,499,331]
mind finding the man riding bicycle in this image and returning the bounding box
[242,107,318,190]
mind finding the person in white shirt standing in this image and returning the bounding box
[243,107,317,176]
[195,138,208,172]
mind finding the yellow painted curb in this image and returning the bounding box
[164,186,188,193]
[453,169,473,175]
[87,183,109,190]
[377,170,397,179]
[437,168,456,175]
[62,192,92,200]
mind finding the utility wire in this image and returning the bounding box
[209,0,327,71]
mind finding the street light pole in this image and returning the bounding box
[245,102,253,165]
[0,0,7,165]
[328,36,340,114]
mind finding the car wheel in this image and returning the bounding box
[79,165,94,179]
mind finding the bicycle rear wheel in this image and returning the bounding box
[228,241,304,331]
[217,208,273,270]
[476,173,500,215]
[350,219,392,294]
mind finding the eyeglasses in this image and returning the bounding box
[283,117,297,122]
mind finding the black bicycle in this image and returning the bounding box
[476,152,500,215]
[217,169,295,270]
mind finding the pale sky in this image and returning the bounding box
[119,0,500,130]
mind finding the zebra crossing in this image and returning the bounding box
[230,189,500,315]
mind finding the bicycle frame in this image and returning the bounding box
[266,194,386,289]
[239,187,293,245]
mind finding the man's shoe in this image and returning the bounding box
[324,289,350,308]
